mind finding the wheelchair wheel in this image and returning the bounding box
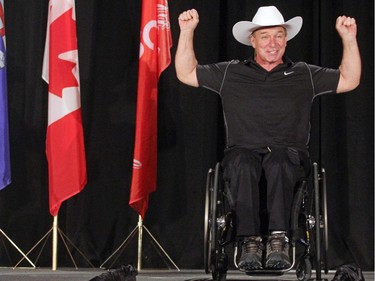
[204,168,214,274]
[296,257,312,281]
[321,168,329,274]
[312,163,330,279]
[203,163,228,281]
[211,253,228,281]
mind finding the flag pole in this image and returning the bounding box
[52,215,58,270]
[100,216,180,271]
[14,214,95,269]
[137,215,143,271]
[0,229,36,268]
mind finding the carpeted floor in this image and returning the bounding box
[0,268,373,281]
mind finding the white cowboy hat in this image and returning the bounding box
[232,6,303,46]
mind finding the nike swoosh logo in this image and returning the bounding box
[284,71,294,76]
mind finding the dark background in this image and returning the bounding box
[0,0,373,271]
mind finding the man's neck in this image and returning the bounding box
[257,61,283,72]
[255,57,283,72]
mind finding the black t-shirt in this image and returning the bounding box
[196,57,340,150]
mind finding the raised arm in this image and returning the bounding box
[175,9,200,87]
[336,16,361,93]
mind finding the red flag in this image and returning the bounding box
[0,0,5,37]
[129,0,172,218]
[42,0,87,217]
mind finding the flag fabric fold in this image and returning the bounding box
[42,0,87,217]
[0,0,11,190]
[129,0,172,218]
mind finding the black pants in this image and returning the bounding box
[222,146,307,237]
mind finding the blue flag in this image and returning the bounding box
[0,30,11,190]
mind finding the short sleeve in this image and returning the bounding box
[196,62,232,94]
[307,64,340,97]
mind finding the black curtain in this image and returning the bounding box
[0,0,373,271]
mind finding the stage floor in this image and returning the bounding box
[0,268,373,281]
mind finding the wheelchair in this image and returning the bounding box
[204,162,329,281]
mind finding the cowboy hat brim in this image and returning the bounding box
[232,16,303,46]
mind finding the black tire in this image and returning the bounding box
[321,168,329,274]
[212,252,228,281]
[312,163,322,279]
[209,163,220,279]
[213,271,227,281]
[204,168,213,274]
[296,257,312,281]
[204,163,229,280]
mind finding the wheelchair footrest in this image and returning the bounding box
[244,270,285,276]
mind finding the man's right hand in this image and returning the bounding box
[175,9,200,87]
[178,9,199,32]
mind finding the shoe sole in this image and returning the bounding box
[265,259,291,269]
[238,261,263,271]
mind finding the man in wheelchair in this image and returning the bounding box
[221,146,310,270]
[175,5,361,272]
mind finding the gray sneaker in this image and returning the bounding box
[238,236,263,270]
[265,232,291,269]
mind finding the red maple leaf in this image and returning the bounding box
[48,8,78,98]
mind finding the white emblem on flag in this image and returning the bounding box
[133,159,142,169]
[0,50,5,69]
[157,3,170,29]
[139,2,170,59]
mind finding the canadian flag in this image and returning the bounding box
[129,0,172,218]
[42,0,87,217]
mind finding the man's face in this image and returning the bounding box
[250,26,287,68]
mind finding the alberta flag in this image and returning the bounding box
[0,0,11,190]
[129,0,172,218]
